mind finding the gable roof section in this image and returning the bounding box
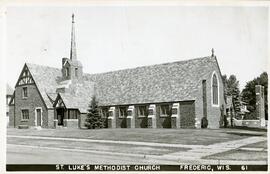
[87,56,218,106]
[55,79,95,113]
[26,63,62,109]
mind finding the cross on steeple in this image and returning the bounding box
[211,48,214,57]
[70,13,77,60]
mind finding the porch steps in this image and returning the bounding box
[56,126,67,130]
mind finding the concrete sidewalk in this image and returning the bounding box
[163,136,267,159]
[7,134,267,164]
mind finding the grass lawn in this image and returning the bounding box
[7,128,266,145]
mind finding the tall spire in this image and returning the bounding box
[70,13,77,60]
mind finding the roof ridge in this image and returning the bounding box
[26,62,61,70]
[86,56,212,76]
[25,55,213,78]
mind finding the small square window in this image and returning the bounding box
[22,87,28,98]
[21,109,29,120]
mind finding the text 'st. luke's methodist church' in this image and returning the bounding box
[8,14,226,129]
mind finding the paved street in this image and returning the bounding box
[6,128,268,164]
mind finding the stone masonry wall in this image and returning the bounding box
[14,84,48,128]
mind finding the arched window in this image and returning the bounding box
[212,73,219,106]
[66,67,69,77]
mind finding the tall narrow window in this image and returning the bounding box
[66,67,69,77]
[22,87,28,98]
[75,68,78,77]
[212,73,219,106]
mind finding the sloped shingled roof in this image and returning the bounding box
[88,56,219,106]
[56,79,95,113]
[26,56,220,112]
[26,63,62,108]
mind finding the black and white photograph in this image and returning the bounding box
[1,1,269,173]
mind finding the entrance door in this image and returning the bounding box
[36,108,42,126]
[56,108,64,126]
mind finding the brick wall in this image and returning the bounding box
[14,84,48,128]
[47,109,54,128]
[194,59,225,129]
[171,117,177,128]
[79,113,87,128]
[64,119,79,128]
[180,101,195,128]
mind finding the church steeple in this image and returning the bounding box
[61,13,83,81]
[70,13,77,60]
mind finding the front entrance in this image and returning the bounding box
[35,108,42,127]
[56,108,65,126]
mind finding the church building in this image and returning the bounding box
[9,14,226,129]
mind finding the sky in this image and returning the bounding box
[5,5,268,90]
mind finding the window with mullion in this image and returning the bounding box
[160,105,170,116]
[21,109,29,120]
[137,106,147,117]
[119,107,127,118]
